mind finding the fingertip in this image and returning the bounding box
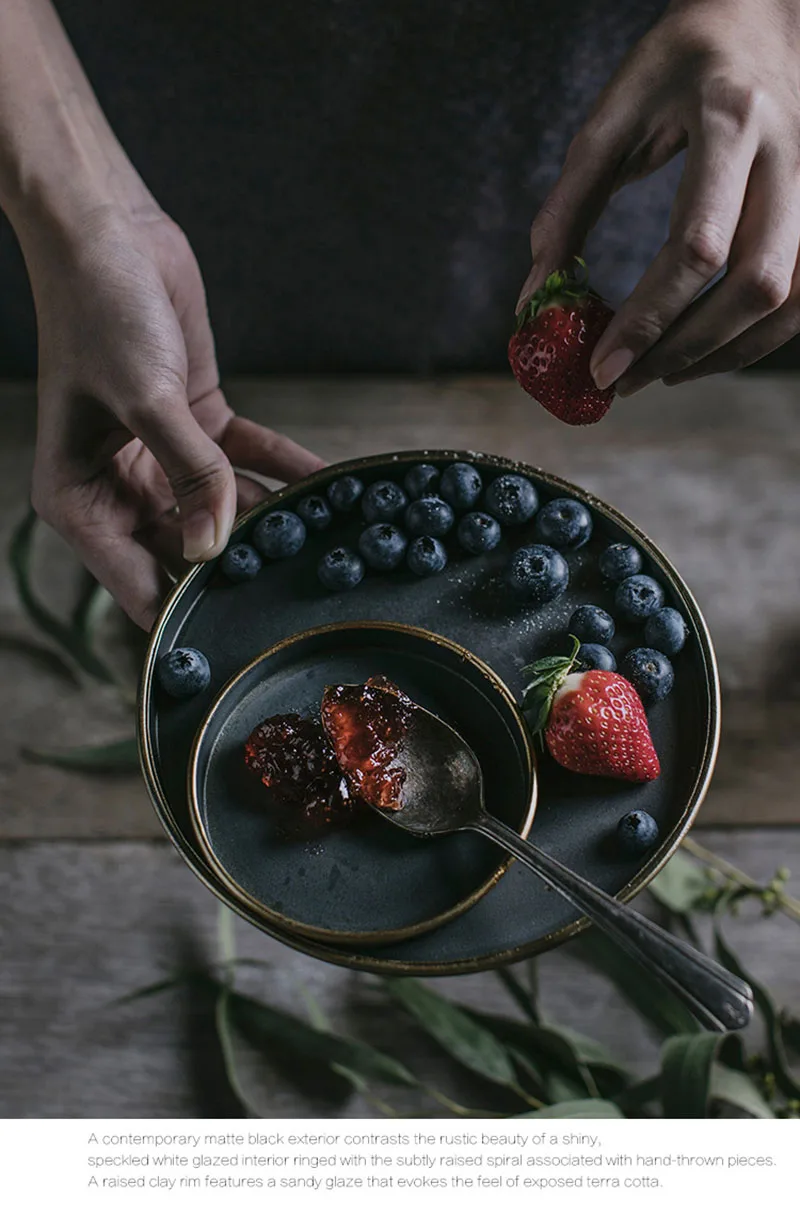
[592,347,635,392]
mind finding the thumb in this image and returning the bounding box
[128,393,237,562]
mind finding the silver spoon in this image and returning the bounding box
[368,701,752,1033]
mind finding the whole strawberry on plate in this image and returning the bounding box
[509,259,615,426]
[522,637,660,783]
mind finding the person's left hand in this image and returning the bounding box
[517,0,800,395]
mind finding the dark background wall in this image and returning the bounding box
[1,1,797,376]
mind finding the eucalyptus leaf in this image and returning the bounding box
[384,978,517,1088]
[466,1011,628,1101]
[649,852,711,914]
[518,1099,624,1119]
[110,957,274,1007]
[660,1032,744,1118]
[576,931,700,1037]
[781,1014,800,1053]
[614,1074,662,1116]
[714,918,800,1100]
[545,1072,590,1104]
[215,987,271,1117]
[710,1063,775,1119]
[9,508,114,683]
[110,970,219,1006]
[72,576,114,643]
[229,989,418,1089]
[496,967,539,1023]
[22,737,140,773]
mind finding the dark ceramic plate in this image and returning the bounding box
[139,450,719,975]
[187,622,536,946]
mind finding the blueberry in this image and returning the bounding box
[327,475,364,513]
[458,511,502,554]
[297,494,333,531]
[576,643,617,672]
[317,547,365,591]
[220,543,262,583]
[569,604,615,644]
[362,480,408,523]
[404,495,455,537]
[645,607,688,656]
[621,647,675,704]
[615,574,665,622]
[156,647,211,699]
[439,462,483,511]
[484,474,538,526]
[358,523,408,571]
[404,463,440,499]
[599,543,642,582]
[407,536,448,577]
[507,544,569,604]
[534,498,593,549]
[253,510,306,559]
[616,810,659,858]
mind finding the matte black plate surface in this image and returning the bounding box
[188,624,535,945]
[139,450,719,975]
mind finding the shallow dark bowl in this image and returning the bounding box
[187,622,536,946]
[139,449,719,975]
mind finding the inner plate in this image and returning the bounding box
[139,450,719,975]
[189,625,535,945]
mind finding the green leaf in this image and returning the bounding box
[781,1014,800,1053]
[384,978,517,1088]
[577,931,700,1038]
[71,576,114,644]
[649,852,711,914]
[466,1011,628,1100]
[521,636,580,734]
[215,987,271,1117]
[22,736,140,773]
[710,1064,775,1119]
[660,1032,744,1118]
[9,508,114,683]
[109,957,273,1007]
[229,989,418,1089]
[496,967,539,1023]
[518,1099,624,1119]
[714,917,800,1100]
[614,1074,662,1116]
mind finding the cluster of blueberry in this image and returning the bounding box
[222,461,552,593]
[567,542,688,706]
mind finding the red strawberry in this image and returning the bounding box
[522,639,660,783]
[509,260,615,426]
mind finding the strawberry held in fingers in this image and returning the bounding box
[522,638,660,783]
[509,260,615,426]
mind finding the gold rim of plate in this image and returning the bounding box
[186,621,538,947]
[138,449,721,976]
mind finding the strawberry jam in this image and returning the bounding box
[244,713,359,835]
[320,676,411,810]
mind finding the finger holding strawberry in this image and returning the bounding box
[508,259,615,426]
[522,636,660,783]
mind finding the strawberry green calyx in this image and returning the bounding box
[514,256,600,332]
[521,634,581,735]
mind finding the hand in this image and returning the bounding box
[23,203,324,630]
[517,0,800,395]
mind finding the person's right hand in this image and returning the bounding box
[22,201,324,631]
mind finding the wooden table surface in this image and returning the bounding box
[1,374,798,1118]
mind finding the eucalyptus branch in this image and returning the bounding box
[680,838,800,922]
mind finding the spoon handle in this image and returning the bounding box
[472,815,752,1032]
